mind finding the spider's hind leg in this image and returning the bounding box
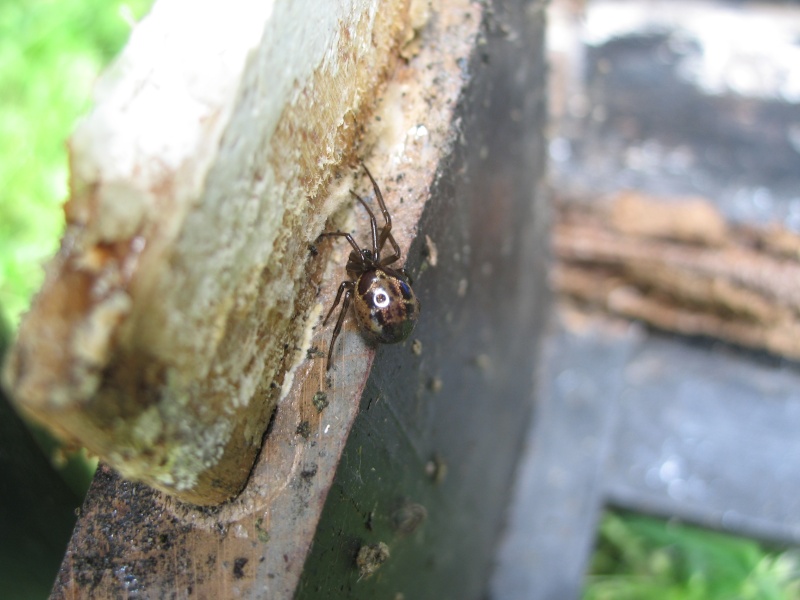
[325,281,355,369]
[350,190,379,258]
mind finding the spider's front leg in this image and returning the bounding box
[318,231,363,257]
[350,190,379,259]
[360,164,403,264]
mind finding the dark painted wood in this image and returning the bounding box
[296,1,550,597]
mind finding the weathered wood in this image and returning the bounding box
[295,0,550,595]
[3,0,415,505]
[491,314,637,600]
[40,0,551,596]
[555,191,800,360]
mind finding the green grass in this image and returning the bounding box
[0,3,153,597]
[0,0,155,507]
[0,0,154,328]
[585,510,800,600]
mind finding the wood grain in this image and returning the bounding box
[46,0,525,597]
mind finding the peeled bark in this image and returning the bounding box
[555,191,800,360]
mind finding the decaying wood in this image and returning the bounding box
[555,190,800,360]
[3,0,418,505]
[32,0,498,596]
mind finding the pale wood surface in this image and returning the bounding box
[4,0,416,505]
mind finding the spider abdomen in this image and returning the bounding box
[318,163,421,369]
[353,268,420,344]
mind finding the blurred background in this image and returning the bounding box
[0,1,153,597]
[3,0,800,598]
[493,0,800,598]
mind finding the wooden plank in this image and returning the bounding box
[490,316,639,600]
[492,311,800,599]
[4,0,416,506]
[44,0,550,597]
[295,0,550,595]
[605,332,800,546]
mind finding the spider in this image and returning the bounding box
[318,163,421,369]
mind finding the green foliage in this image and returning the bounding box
[585,511,800,600]
[0,9,153,596]
[0,0,153,328]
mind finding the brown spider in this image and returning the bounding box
[318,163,421,369]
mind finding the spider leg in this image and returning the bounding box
[378,232,402,266]
[362,163,402,264]
[318,231,363,257]
[350,190,378,259]
[323,280,351,325]
[326,281,354,370]
[362,163,391,230]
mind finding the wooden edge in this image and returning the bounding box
[50,0,483,597]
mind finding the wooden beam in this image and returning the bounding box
[40,0,550,597]
[4,0,416,505]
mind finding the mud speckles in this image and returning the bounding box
[300,464,318,481]
[306,346,325,360]
[296,420,311,439]
[391,502,427,536]
[312,391,329,413]
[473,353,492,372]
[425,454,447,484]
[255,517,270,543]
[356,542,390,579]
[423,234,438,267]
[232,557,248,579]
